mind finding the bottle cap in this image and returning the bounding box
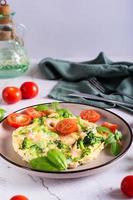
[0,0,11,15]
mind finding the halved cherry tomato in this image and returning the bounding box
[80,109,101,123]
[7,113,31,128]
[121,175,133,197]
[56,118,78,135]
[102,122,118,133]
[24,107,42,119]
[10,195,29,200]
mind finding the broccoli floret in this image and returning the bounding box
[77,139,85,150]
[83,132,104,146]
[21,138,33,149]
[81,148,91,158]
[54,140,66,149]
[21,138,43,154]
[30,145,43,153]
[77,117,88,131]
[57,108,73,118]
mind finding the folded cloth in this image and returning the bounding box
[39,52,133,108]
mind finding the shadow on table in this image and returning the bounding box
[108,189,129,199]
[26,64,47,80]
[39,172,107,186]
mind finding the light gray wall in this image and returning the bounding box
[8,0,133,60]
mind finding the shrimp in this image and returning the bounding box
[68,162,79,169]
[60,133,79,145]
[71,145,81,158]
[79,131,86,139]
[48,112,59,118]
[45,118,59,131]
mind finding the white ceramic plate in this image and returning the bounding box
[0,102,132,179]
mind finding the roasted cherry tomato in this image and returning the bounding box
[24,107,42,119]
[10,195,29,200]
[102,122,118,132]
[121,175,133,197]
[56,118,78,135]
[2,87,22,104]
[7,113,31,128]
[80,109,101,123]
[20,82,39,99]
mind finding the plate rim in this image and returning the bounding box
[0,102,132,174]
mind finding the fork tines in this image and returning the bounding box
[88,77,105,93]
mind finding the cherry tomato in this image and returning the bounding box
[80,109,101,123]
[41,110,51,116]
[56,118,78,135]
[102,122,118,133]
[10,195,29,200]
[121,175,133,197]
[20,82,39,99]
[24,107,42,119]
[2,87,22,104]
[7,113,31,128]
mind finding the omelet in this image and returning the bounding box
[12,104,108,170]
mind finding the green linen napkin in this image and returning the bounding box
[39,52,133,108]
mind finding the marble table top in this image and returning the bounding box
[0,63,133,200]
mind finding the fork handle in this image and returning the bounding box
[115,92,133,100]
[99,93,133,113]
[116,104,133,113]
[69,93,133,108]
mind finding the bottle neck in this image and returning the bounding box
[0,23,14,41]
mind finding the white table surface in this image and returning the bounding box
[0,63,133,200]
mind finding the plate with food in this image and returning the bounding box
[0,102,132,179]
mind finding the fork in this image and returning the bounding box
[88,77,133,113]
[89,77,133,100]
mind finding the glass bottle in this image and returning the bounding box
[0,0,29,78]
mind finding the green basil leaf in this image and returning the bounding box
[110,142,121,156]
[105,133,116,144]
[35,105,49,111]
[47,149,67,170]
[0,108,6,121]
[29,157,59,171]
[114,130,122,141]
[0,14,5,19]
[97,126,112,134]
[50,102,60,110]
